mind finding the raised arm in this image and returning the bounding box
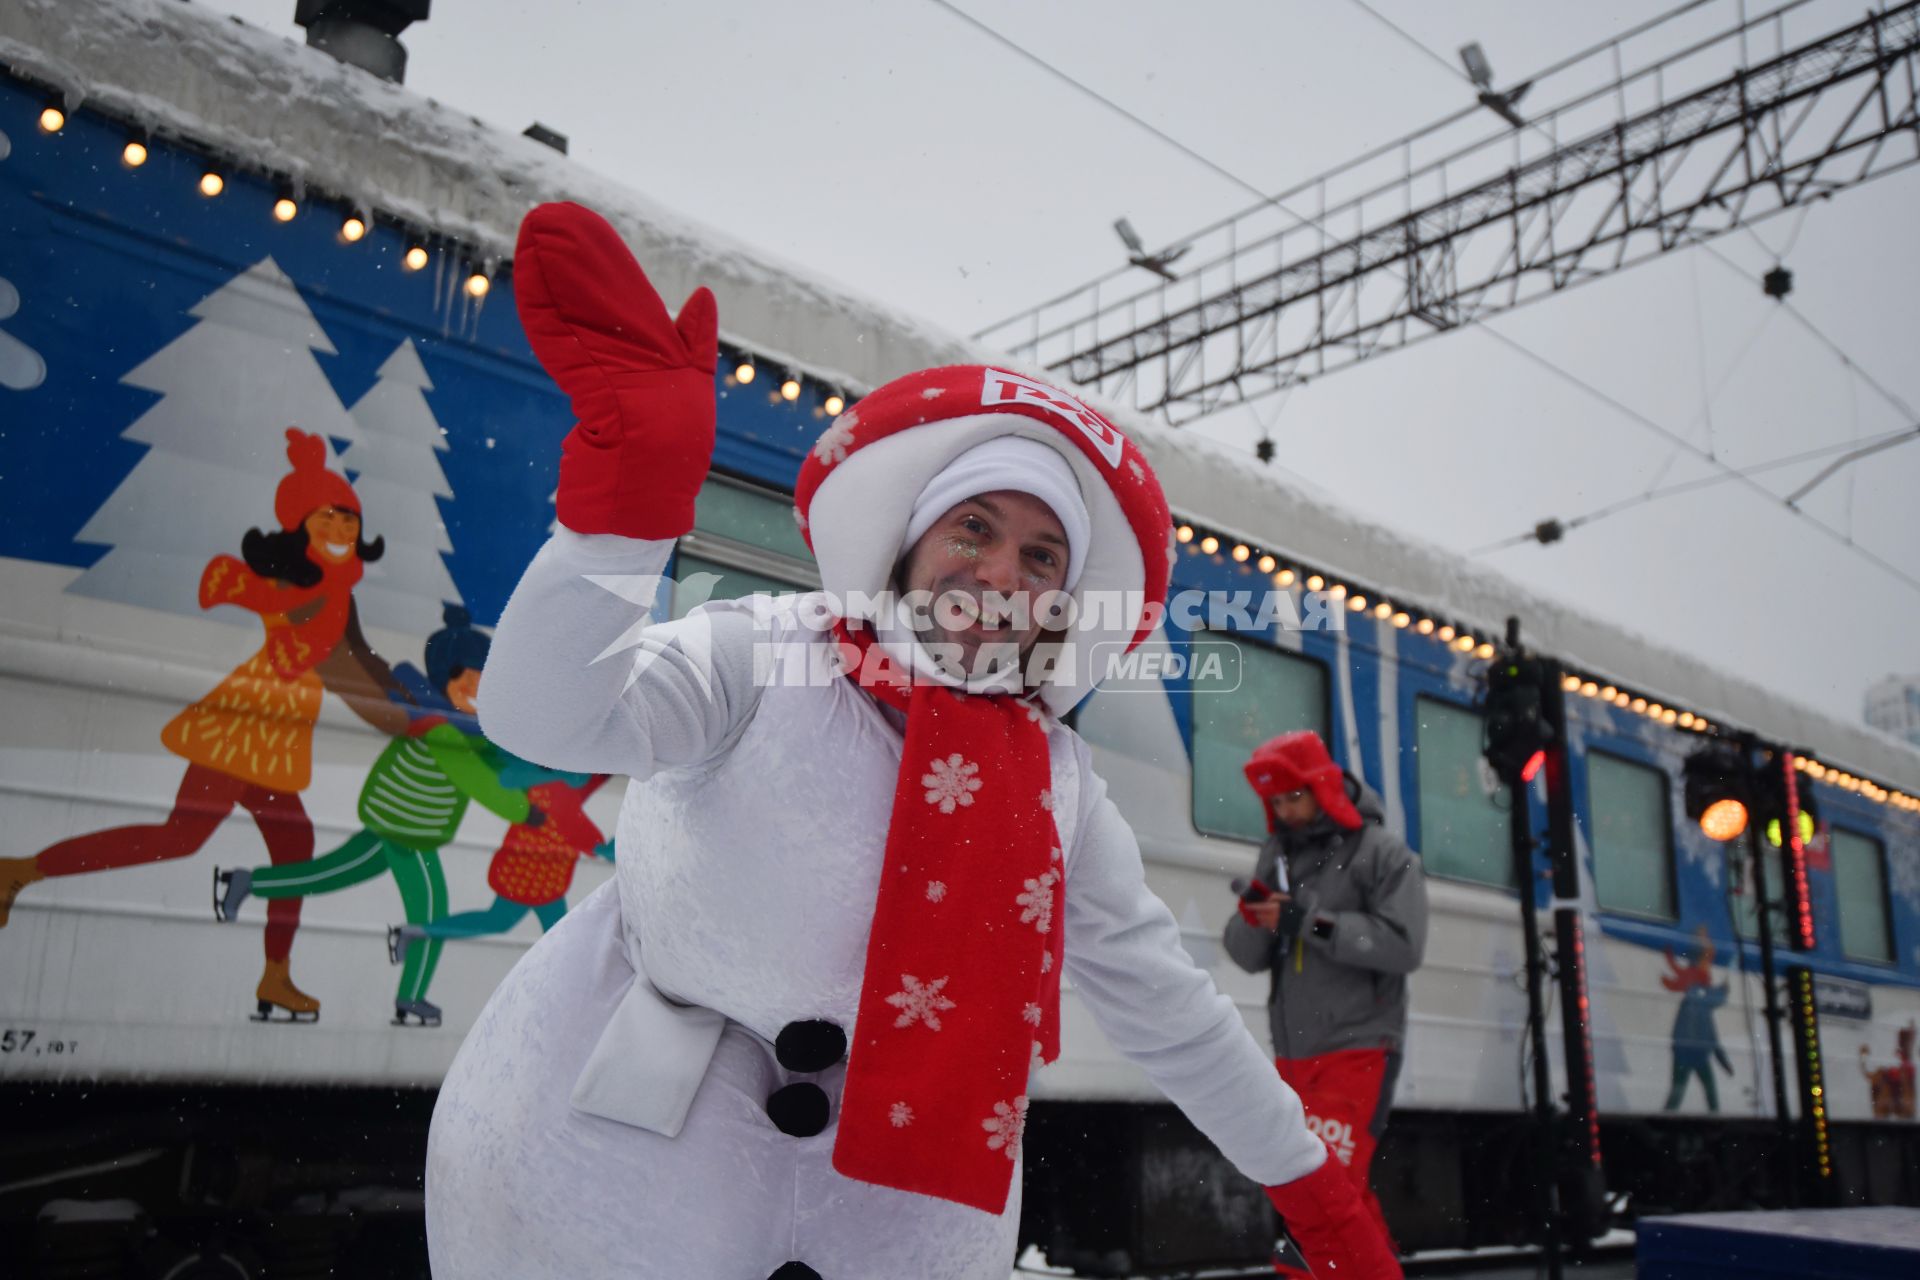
[478,201,741,780]
[478,533,761,778]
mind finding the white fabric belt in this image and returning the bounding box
[568,926,726,1138]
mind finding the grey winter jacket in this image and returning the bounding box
[1222,775,1428,1059]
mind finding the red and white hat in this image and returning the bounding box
[795,365,1173,716]
[1244,730,1364,831]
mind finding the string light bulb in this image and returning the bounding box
[1307,575,1325,592]
[341,214,368,243]
[1257,554,1276,574]
[1275,568,1296,587]
[1475,642,1495,659]
[273,197,298,223]
[122,139,148,167]
[734,361,756,384]
[1374,602,1392,620]
[1348,595,1367,612]
[780,377,802,402]
[1329,583,1348,600]
[1437,625,1456,643]
[1581,682,1599,698]
[199,170,225,197]
[824,394,845,416]
[39,105,65,133]
[1416,618,1435,635]
[1200,535,1220,555]
[1455,635,1476,653]
[1175,525,1193,544]
[404,243,430,271]
[1231,544,1250,563]
[1392,612,1411,628]
[465,271,491,298]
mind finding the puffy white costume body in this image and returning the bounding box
[424,205,1395,1280]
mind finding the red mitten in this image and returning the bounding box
[525,780,605,851]
[514,202,719,539]
[1265,1155,1402,1278]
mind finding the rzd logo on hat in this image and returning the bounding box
[981,369,1126,468]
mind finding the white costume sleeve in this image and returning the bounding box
[1061,765,1327,1188]
[478,528,762,779]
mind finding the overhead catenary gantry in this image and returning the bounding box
[977,0,1920,425]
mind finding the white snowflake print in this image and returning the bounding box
[792,505,808,532]
[889,1101,915,1128]
[925,879,948,903]
[982,1096,1029,1159]
[1049,845,1062,863]
[812,417,857,465]
[1040,949,1053,974]
[920,386,946,399]
[1038,788,1057,812]
[1017,868,1060,934]
[1022,1002,1043,1026]
[886,974,957,1030]
[922,753,983,813]
[1024,701,1046,723]
[1128,458,1146,483]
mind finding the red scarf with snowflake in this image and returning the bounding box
[829,622,1067,1214]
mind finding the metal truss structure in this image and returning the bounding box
[976,0,1920,425]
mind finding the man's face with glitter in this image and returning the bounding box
[897,490,1070,674]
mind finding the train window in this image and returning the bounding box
[1191,639,1329,842]
[1830,828,1895,964]
[1729,832,1785,941]
[669,554,801,619]
[1413,696,1515,888]
[691,477,813,562]
[1586,750,1677,920]
[671,476,817,617]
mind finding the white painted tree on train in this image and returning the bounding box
[0,128,47,393]
[69,256,359,620]
[342,339,463,636]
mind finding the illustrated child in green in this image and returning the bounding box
[216,606,532,1026]
[384,764,612,1017]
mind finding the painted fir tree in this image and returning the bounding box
[342,339,463,636]
[69,257,359,620]
[0,127,46,393]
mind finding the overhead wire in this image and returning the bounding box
[929,0,1920,594]
[1470,421,1920,554]
[1317,1,1920,592]
[1340,0,1471,82]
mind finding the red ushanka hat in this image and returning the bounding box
[1244,730,1364,831]
[794,365,1172,716]
[274,428,360,531]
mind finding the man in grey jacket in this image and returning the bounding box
[1224,730,1428,1247]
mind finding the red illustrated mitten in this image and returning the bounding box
[525,781,605,853]
[1265,1155,1402,1278]
[513,202,719,539]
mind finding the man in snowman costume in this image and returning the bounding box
[427,202,1401,1280]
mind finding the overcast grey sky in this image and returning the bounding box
[200,0,1920,734]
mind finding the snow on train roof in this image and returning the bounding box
[7,0,1917,793]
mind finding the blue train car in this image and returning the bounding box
[2,2,1915,1275]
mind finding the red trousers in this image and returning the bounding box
[36,762,314,961]
[1276,1048,1397,1246]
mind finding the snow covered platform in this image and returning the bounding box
[1635,1207,1920,1279]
